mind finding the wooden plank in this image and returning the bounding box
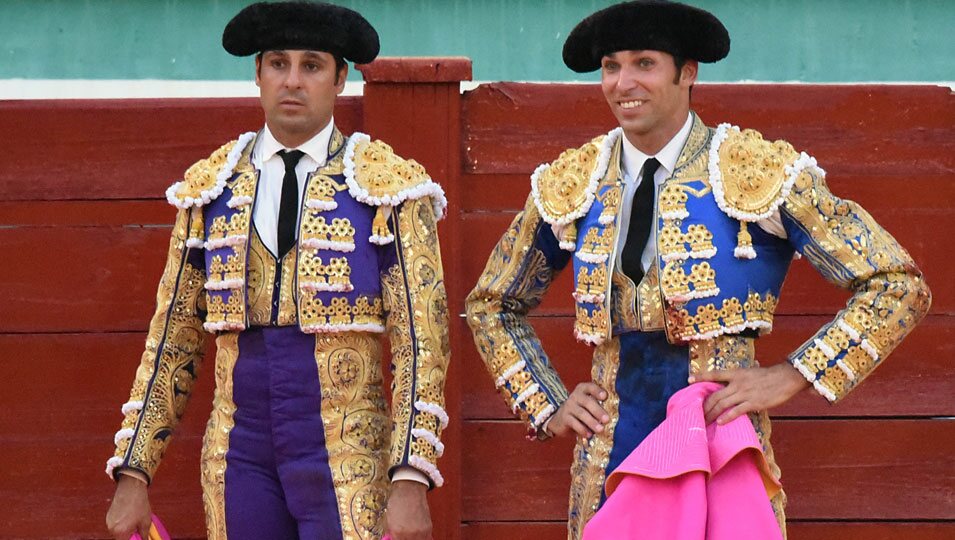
[462,83,955,175]
[462,315,955,419]
[458,212,951,315]
[461,419,955,521]
[461,521,955,540]
[0,332,213,538]
[0,97,362,201]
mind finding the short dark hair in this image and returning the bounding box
[672,54,693,100]
[254,52,348,84]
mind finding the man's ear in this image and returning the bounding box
[336,63,348,94]
[254,55,262,87]
[681,59,699,87]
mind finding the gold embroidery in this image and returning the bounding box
[299,296,384,329]
[206,293,245,329]
[574,305,609,339]
[208,252,245,284]
[598,185,622,223]
[568,338,621,538]
[314,333,389,540]
[351,139,432,199]
[717,128,798,216]
[278,249,298,325]
[302,216,356,247]
[636,265,665,331]
[661,260,718,300]
[389,198,451,479]
[305,173,348,208]
[688,334,757,376]
[659,223,716,260]
[200,334,239,540]
[170,139,241,205]
[577,226,615,260]
[206,211,250,246]
[575,266,607,300]
[299,255,354,291]
[534,135,605,221]
[246,228,276,326]
[659,182,689,218]
[670,292,777,341]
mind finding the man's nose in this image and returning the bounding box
[615,66,639,93]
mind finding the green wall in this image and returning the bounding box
[4,0,952,82]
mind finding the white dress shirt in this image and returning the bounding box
[615,113,786,274]
[250,120,334,256]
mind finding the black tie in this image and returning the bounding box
[277,149,305,258]
[621,158,661,284]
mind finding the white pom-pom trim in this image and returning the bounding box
[533,404,557,429]
[792,359,838,402]
[665,286,721,303]
[166,131,255,209]
[408,455,444,487]
[496,360,526,388]
[572,292,605,304]
[558,240,577,251]
[105,456,125,478]
[598,214,616,225]
[837,319,862,342]
[202,321,246,333]
[300,322,387,334]
[204,235,248,251]
[121,401,144,416]
[226,196,253,209]
[575,251,609,264]
[411,428,445,457]
[661,210,690,220]
[836,359,857,381]
[734,245,758,259]
[815,338,838,360]
[512,383,540,412]
[300,281,354,293]
[300,238,356,253]
[204,279,244,291]
[681,320,772,342]
[186,238,205,249]
[343,132,448,219]
[661,248,718,263]
[708,124,802,223]
[414,401,449,430]
[532,128,622,247]
[306,199,338,211]
[574,328,605,346]
[860,339,879,362]
[114,428,135,446]
[369,233,395,245]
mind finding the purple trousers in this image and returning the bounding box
[220,326,344,540]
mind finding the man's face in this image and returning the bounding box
[600,50,697,150]
[255,50,346,143]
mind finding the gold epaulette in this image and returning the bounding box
[531,128,622,249]
[709,124,811,258]
[165,132,256,209]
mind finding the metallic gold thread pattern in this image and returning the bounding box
[314,333,390,539]
[200,334,239,540]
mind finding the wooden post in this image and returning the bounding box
[357,56,472,539]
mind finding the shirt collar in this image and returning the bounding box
[256,117,335,166]
[620,112,694,183]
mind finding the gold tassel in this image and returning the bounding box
[187,206,205,247]
[734,221,757,259]
[371,206,394,244]
[560,222,578,249]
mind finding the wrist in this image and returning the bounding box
[392,479,428,494]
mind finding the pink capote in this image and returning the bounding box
[582,382,783,540]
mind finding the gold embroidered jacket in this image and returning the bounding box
[108,128,450,487]
[466,113,931,434]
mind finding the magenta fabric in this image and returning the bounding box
[582,382,783,540]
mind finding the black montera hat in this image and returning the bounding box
[222,1,380,63]
[562,0,730,73]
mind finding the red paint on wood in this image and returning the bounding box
[462,419,955,521]
[0,98,362,201]
[358,56,473,83]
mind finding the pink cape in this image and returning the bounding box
[583,382,783,540]
[129,514,171,540]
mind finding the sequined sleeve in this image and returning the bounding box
[380,197,451,487]
[465,194,573,438]
[780,164,931,402]
[106,208,208,482]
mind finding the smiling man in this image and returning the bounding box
[465,1,930,538]
[104,2,449,540]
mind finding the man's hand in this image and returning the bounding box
[547,382,610,439]
[106,474,152,540]
[385,479,432,540]
[692,363,811,425]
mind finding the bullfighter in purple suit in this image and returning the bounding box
[105,3,449,540]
